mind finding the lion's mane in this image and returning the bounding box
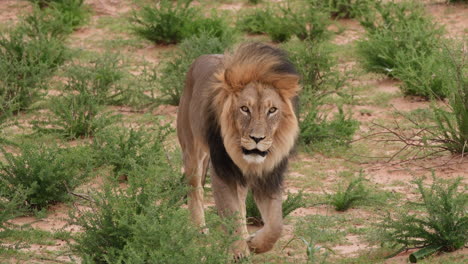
[204,43,301,195]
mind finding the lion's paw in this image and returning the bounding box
[246,230,275,253]
[231,240,250,262]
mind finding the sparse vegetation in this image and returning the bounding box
[0,188,26,230]
[381,46,467,155]
[72,137,237,263]
[380,176,467,262]
[1,0,466,263]
[327,176,369,211]
[246,191,305,225]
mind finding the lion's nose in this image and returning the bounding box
[250,135,265,143]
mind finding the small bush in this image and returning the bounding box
[93,127,172,179]
[0,144,93,211]
[247,0,261,4]
[236,2,331,43]
[25,0,89,36]
[283,41,337,98]
[131,0,196,44]
[300,106,359,148]
[0,188,27,230]
[283,40,358,148]
[246,191,305,225]
[429,47,468,154]
[156,32,236,105]
[389,46,467,155]
[131,0,231,45]
[327,176,369,211]
[311,0,374,19]
[0,28,67,117]
[39,93,119,139]
[380,176,467,261]
[236,8,272,34]
[393,47,450,99]
[33,55,124,139]
[357,1,444,77]
[72,138,236,263]
[288,3,331,43]
[66,54,126,105]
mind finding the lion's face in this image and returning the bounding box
[235,83,285,164]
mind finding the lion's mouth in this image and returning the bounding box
[242,148,268,157]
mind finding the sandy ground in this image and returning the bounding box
[2,0,467,263]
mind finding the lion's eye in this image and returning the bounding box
[240,106,250,113]
[268,107,277,114]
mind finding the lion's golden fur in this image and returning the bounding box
[210,43,301,176]
[177,42,300,255]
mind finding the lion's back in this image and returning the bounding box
[177,54,224,153]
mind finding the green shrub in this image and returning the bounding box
[66,54,125,105]
[246,191,305,225]
[72,139,236,263]
[392,45,468,155]
[357,1,444,77]
[283,41,337,98]
[33,54,125,139]
[24,0,89,37]
[39,93,119,139]
[327,176,369,211]
[393,48,450,99]
[236,2,331,43]
[0,144,93,211]
[429,47,468,154]
[288,3,331,43]
[0,28,67,118]
[0,188,27,230]
[236,8,272,34]
[283,40,358,148]
[156,32,236,105]
[300,106,359,148]
[380,176,467,261]
[131,0,231,45]
[311,0,374,19]
[93,127,172,179]
[247,0,261,4]
[131,0,196,44]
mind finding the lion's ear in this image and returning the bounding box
[274,75,301,99]
[224,68,242,92]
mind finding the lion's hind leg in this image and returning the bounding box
[184,147,209,228]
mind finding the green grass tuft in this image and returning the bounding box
[246,191,305,225]
[327,176,369,211]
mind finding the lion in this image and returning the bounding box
[177,42,300,258]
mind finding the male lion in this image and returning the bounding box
[177,42,300,258]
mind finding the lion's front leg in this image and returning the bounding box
[211,171,250,260]
[247,190,283,253]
